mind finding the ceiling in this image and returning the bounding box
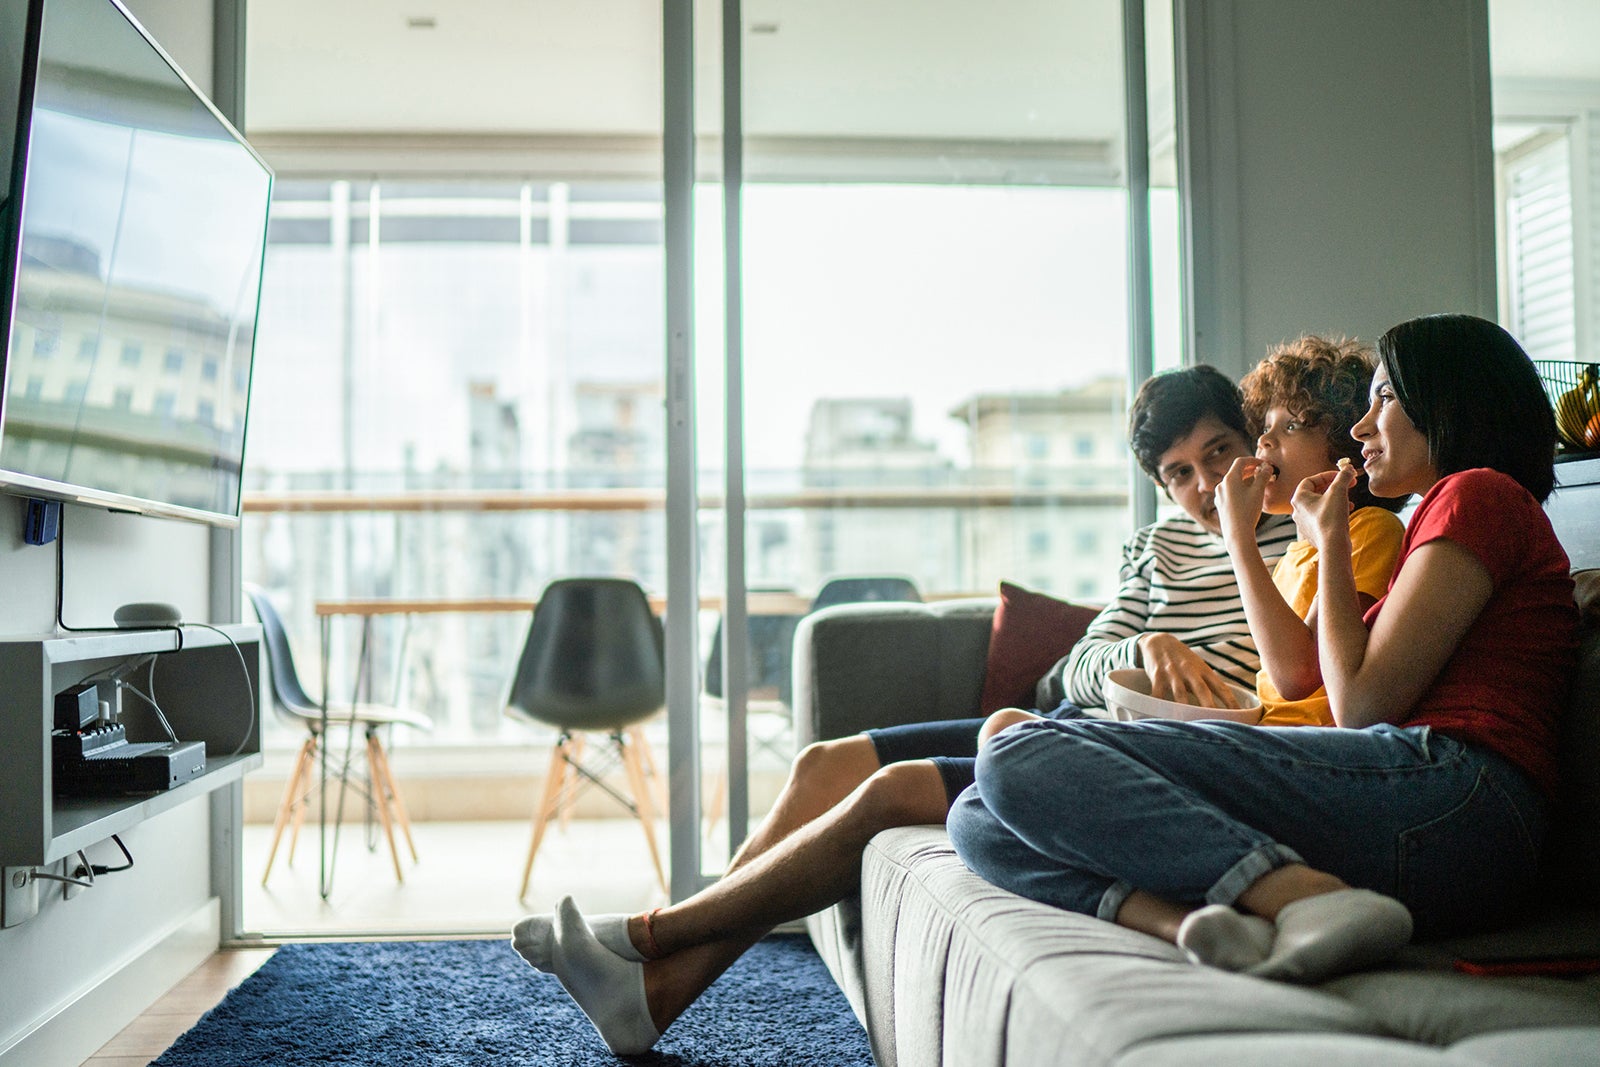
[242,1,1600,151]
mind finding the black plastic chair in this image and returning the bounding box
[505,577,667,898]
[809,575,922,612]
[245,584,432,887]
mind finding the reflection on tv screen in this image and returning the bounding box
[1,0,270,521]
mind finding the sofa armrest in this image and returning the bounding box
[792,598,997,745]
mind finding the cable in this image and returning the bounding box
[27,850,94,889]
[171,621,258,759]
[51,509,183,650]
[27,836,135,889]
[46,509,256,757]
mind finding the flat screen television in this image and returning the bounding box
[0,0,271,526]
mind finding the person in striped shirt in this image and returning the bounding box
[512,365,1303,1056]
[1037,365,1297,712]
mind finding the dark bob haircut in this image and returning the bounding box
[1129,365,1250,483]
[1376,314,1556,502]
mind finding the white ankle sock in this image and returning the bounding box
[1248,888,1413,984]
[551,896,662,1055]
[1176,904,1275,971]
[512,911,645,971]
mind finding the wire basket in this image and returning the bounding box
[1533,360,1600,452]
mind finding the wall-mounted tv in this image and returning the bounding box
[0,0,271,527]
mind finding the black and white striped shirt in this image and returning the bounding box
[1040,513,1299,708]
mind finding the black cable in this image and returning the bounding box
[46,510,256,756]
[76,834,135,877]
[51,509,183,649]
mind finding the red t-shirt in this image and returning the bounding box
[1363,468,1578,797]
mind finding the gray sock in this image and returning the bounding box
[512,911,645,971]
[550,895,662,1055]
[1176,904,1275,971]
[1248,889,1413,984]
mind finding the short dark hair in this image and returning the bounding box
[1376,314,1556,502]
[1128,365,1250,482]
[1241,335,1406,513]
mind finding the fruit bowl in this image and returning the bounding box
[1535,360,1600,451]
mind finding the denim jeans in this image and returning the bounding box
[947,717,1546,939]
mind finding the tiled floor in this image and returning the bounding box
[240,817,674,937]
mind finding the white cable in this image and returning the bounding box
[175,621,258,759]
[118,677,179,743]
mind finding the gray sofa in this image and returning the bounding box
[793,594,1600,1066]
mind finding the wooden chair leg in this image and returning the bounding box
[286,749,313,868]
[627,724,667,816]
[618,732,668,894]
[520,735,572,900]
[365,731,406,884]
[558,733,586,832]
[369,732,419,863]
[262,735,316,886]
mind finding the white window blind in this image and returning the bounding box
[1505,132,1577,362]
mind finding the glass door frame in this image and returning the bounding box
[659,0,1163,901]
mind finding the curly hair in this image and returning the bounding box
[1240,335,1405,511]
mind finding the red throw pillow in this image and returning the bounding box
[978,581,1100,713]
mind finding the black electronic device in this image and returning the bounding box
[52,722,206,794]
[54,681,99,731]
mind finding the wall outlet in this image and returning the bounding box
[1,867,39,927]
[61,858,84,900]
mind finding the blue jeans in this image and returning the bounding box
[947,717,1546,939]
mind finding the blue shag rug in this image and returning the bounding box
[151,934,872,1066]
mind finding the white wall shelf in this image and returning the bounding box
[0,624,262,869]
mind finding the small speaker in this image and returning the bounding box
[54,683,99,732]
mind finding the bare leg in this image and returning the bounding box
[1235,863,1349,919]
[978,708,1041,747]
[516,734,883,975]
[1114,889,1194,944]
[633,760,950,1031]
[726,735,882,872]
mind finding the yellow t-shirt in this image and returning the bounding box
[1256,506,1406,726]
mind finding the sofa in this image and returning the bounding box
[792,583,1600,1066]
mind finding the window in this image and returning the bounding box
[33,330,58,357]
[120,342,142,366]
[165,349,185,373]
[1499,128,1576,362]
[77,336,97,360]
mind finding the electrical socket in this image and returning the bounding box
[62,858,84,901]
[2,867,39,927]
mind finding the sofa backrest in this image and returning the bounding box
[792,599,996,746]
[1544,574,1600,906]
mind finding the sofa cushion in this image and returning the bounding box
[977,581,1099,713]
[1546,572,1600,905]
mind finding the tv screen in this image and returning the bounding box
[0,0,271,526]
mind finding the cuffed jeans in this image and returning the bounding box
[947,717,1546,940]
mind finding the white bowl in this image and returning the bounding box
[1103,668,1263,724]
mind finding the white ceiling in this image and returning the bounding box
[242,0,1600,141]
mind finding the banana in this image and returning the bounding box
[1556,365,1600,448]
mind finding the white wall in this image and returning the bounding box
[0,3,227,1064]
[1177,0,1497,381]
